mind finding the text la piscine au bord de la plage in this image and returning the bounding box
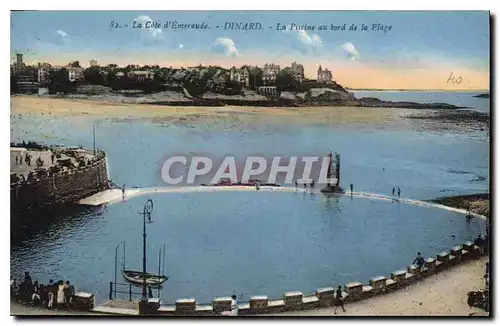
[110,20,393,34]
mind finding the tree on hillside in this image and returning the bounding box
[48,69,75,94]
[69,61,80,68]
[276,70,299,92]
[248,68,263,89]
[83,67,106,85]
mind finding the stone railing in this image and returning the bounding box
[11,148,110,211]
[129,241,483,316]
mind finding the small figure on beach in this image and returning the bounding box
[15,156,18,165]
[466,203,472,219]
[51,153,55,164]
[350,183,353,194]
[474,234,484,255]
[413,252,425,269]
[392,187,395,197]
[122,184,126,199]
[397,188,401,198]
[334,285,346,314]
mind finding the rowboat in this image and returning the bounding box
[121,269,168,287]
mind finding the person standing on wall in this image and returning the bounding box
[230,294,238,316]
[350,183,353,195]
[392,187,395,197]
[413,252,425,270]
[397,188,401,198]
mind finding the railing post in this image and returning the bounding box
[129,283,132,301]
[109,282,113,300]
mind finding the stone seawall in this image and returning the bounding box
[131,241,484,316]
[11,149,110,212]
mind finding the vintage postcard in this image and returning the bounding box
[10,10,490,317]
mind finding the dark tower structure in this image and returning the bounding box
[320,151,344,193]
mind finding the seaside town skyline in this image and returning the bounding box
[11,11,490,90]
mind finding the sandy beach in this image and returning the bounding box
[10,95,409,127]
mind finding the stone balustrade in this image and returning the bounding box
[92,240,486,316]
[250,296,269,309]
[369,276,387,295]
[212,297,232,313]
[315,287,334,306]
[175,298,196,313]
[283,291,303,306]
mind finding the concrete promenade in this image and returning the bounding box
[11,256,489,316]
[272,256,489,317]
[78,185,487,220]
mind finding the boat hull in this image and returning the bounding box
[121,269,168,287]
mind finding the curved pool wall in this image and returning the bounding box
[109,241,484,315]
[10,190,486,305]
[11,114,489,201]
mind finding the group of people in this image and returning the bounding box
[14,153,33,166]
[412,232,489,270]
[474,233,489,255]
[392,187,401,198]
[11,271,76,311]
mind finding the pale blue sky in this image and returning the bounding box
[10,11,490,89]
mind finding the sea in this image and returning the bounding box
[10,91,490,304]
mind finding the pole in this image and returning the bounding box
[114,242,120,298]
[162,244,166,276]
[157,248,161,298]
[142,204,147,300]
[109,282,113,300]
[93,123,96,155]
[141,199,153,302]
[123,241,126,270]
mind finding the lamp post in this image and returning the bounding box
[113,241,125,298]
[139,199,154,301]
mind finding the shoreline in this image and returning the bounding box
[16,92,466,110]
[429,193,490,218]
[10,95,489,134]
[10,95,409,128]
